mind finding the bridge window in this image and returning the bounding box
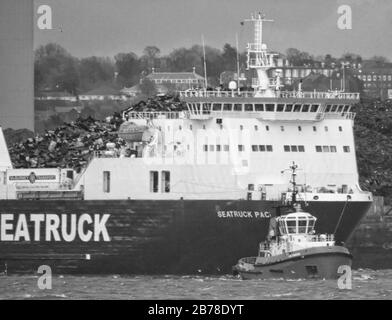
[252,145,258,152]
[343,146,351,153]
[254,125,258,131]
[325,105,331,112]
[339,126,343,132]
[240,125,243,131]
[285,104,293,112]
[266,145,273,152]
[209,145,215,151]
[216,145,221,152]
[324,126,328,132]
[343,105,350,112]
[310,105,319,112]
[103,171,111,193]
[280,126,284,132]
[277,104,285,112]
[330,146,337,153]
[284,145,290,152]
[234,104,242,111]
[291,145,298,152]
[313,126,317,132]
[316,146,322,152]
[224,145,230,151]
[298,145,305,152]
[259,145,266,152]
[265,104,275,112]
[331,105,338,112]
[161,171,170,193]
[213,103,222,111]
[323,146,330,152]
[302,105,310,112]
[203,145,208,152]
[245,104,253,112]
[337,105,344,113]
[255,104,264,111]
[298,126,302,132]
[266,125,269,131]
[238,145,245,152]
[150,171,159,193]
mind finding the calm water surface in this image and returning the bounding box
[0,269,391,300]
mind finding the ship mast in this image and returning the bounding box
[244,12,276,97]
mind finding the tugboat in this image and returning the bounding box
[233,163,353,280]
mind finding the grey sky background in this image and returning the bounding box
[34,0,392,60]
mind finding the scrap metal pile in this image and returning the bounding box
[7,95,185,172]
[8,114,124,173]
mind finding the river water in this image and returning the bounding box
[0,269,391,300]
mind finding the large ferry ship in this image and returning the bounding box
[0,13,372,274]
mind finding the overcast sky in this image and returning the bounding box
[34,0,392,60]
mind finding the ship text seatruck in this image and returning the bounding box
[217,211,271,218]
[0,214,111,242]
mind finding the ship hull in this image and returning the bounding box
[0,199,371,274]
[233,246,352,280]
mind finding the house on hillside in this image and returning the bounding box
[35,90,77,102]
[78,85,127,101]
[146,68,205,91]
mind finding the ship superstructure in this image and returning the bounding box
[0,12,372,274]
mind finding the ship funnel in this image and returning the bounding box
[0,127,12,170]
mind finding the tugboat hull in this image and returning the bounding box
[234,246,352,280]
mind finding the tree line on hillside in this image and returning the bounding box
[35,43,390,96]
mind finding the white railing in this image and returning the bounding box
[178,90,360,100]
[125,111,190,120]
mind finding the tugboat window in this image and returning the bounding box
[234,104,242,111]
[285,104,293,112]
[213,103,222,111]
[277,104,285,112]
[223,103,231,111]
[293,104,302,112]
[267,103,277,111]
[310,105,319,112]
[255,104,264,111]
[302,105,310,112]
[325,105,331,112]
[245,104,254,112]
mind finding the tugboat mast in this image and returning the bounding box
[289,162,299,205]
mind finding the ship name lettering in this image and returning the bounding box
[0,214,111,242]
[217,211,270,218]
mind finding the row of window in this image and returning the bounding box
[200,103,322,113]
[170,124,343,132]
[357,74,392,82]
[189,103,353,114]
[283,145,305,152]
[315,145,350,153]
[103,171,172,194]
[154,79,201,84]
[150,171,171,193]
[202,145,352,153]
